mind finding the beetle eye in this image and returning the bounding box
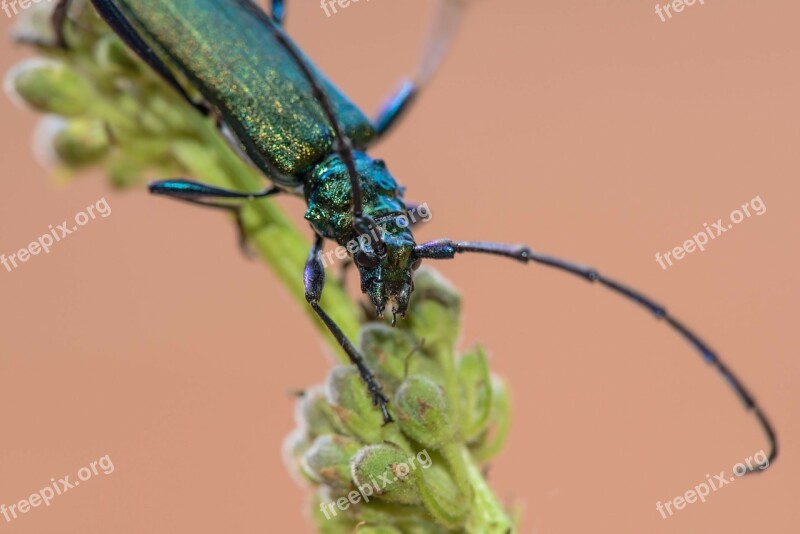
[355,249,380,269]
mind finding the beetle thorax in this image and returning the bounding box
[303,151,411,246]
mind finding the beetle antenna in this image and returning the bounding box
[415,239,778,471]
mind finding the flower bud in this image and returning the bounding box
[52,118,110,168]
[7,59,93,116]
[360,323,417,385]
[470,378,512,463]
[355,526,403,534]
[458,346,494,441]
[295,387,341,439]
[395,376,454,449]
[404,268,461,350]
[107,158,144,189]
[351,444,422,505]
[302,435,361,491]
[415,460,469,528]
[326,366,383,442]
[95,34,140,73]
[282,428,315,485]
[11,3,58,46]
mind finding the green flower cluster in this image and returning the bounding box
[7,3,515,532]
[8,0,186,185]
[287,269,512,533]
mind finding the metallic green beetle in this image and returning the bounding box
[43,0,775,468]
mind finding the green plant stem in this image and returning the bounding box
[461,446,514,533]
[195,116,361,359]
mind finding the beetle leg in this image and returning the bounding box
[414,238,777,472]
[305,235,392,424]
[271,0,286,26]
[371,0,470,140]
[149,179,281,201]
[149,179,281,257]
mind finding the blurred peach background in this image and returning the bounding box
[1,1,798,532]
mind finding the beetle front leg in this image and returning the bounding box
[305,235,392,423]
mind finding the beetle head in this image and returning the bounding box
[354,227,419,325]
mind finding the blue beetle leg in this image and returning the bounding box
[373,81,418,139]
[305,235,393,424]
[271,0,286,26]
[89,0,211,116]
[415,239,777,471]
[371,0,470,140]
[149,179,281,201]
[149,179,281,257]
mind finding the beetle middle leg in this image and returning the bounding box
[370,0,471,140]
[149,179,281,255]
[305,235,392,423]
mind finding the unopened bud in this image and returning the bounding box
[395,376,453,449]
[52,118,110,167]
[7,59,93,116]
[351,444,422,505]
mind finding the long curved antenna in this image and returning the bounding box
[415,239,778,472]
